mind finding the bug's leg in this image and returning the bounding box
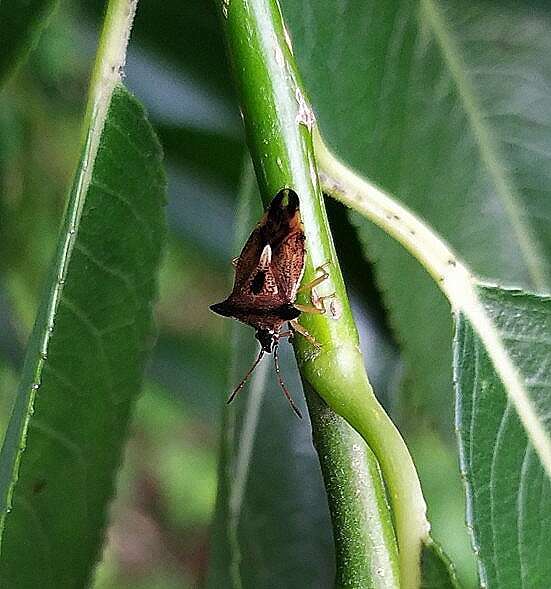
[279,330,293,339]
[231,256,239,268]
[314,292,337,306]
[311,289,342,319]
[289,319,321,348]
[297,263,341,319]
[297,262,331,293]
[273,345,303,419]
[293,302,325,314]
[294,294,342,322]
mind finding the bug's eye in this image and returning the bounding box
[251,271,265,294]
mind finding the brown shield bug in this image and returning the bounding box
[210,188,334,417]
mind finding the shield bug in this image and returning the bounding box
[210,188,332,418]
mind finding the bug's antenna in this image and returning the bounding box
[227,348,265,405]
[273,345,303,419]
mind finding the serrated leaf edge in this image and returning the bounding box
[0,0,139,544]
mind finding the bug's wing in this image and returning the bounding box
[271,229,306,301]
[232,226,263,290]
[261,189,300,249]
[263,190,306,302]
[224,225,284,309]
[233,262,288,308]
[225,188,304,309]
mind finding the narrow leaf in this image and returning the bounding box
[0,1,166,585]
[455,286,551,587]
[0,83,164,587]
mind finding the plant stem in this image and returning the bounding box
[314,128,551,482]
[218,1,429,586]
[305,387,398,588]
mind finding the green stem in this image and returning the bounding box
[83,0,137,144]
[305,387,399,588]
[314,128,551,482]
[218,1,429,587]
[43,0,137,359]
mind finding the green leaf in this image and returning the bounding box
[0,83,164,587]
[0,361,18,443]
[0,1,166,584]
[208,336,338,588]
[455,286,551,587]
[156,124,243,188]
[282,0,551,424]
[317,132,551,586]
[421,538,461,589]
[0,0,58,86]
[285,1,551,581]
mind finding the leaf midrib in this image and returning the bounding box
[419,0,548,291]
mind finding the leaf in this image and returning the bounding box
[282,0,551,425]
[421,538,461,589]
[455,286,551,587]
[285,1,551,580]
[410,427,476,586]
[156,124,243,188]
[0,74,165,589]
[83,0,233,100]
[207,169,336,589]
[208,339,339,588]
[316,132,551,585]
[0,0,58,86]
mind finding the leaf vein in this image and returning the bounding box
[419,0,548,289]
[104,118,161,181]
[88,178,155,246]
[58,295,114,392]
[489,402,514,586]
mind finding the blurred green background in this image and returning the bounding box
[0,1,475,587]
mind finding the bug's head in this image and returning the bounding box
[255,329,277,353]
